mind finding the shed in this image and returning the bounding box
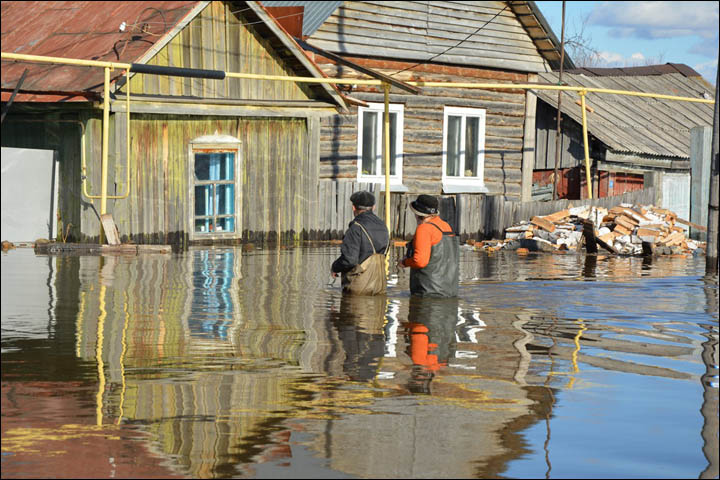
[1,0,346,246]
[532,64,715,224]
[266,0,575,239]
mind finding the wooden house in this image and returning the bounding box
[533,64,715,225]
[1,0,347,247]
[264,0,575,238]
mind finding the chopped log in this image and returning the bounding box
[613,224,632,236]
[615,215,638,230]
[664,232,685,247]
[659,231,683,245]
[635,227,661,238]
[531,216,556,232]
[544,209,570,223]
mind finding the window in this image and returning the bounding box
[357,103,404,185]
[189,136,242,240]
[442,107,487,193]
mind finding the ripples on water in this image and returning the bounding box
[1,247,717,479]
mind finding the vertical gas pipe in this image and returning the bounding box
[383,82,391,274]
[580,90,592,199]
[383,83,391,233]
[100,66,111,243]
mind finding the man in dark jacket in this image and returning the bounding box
[331,191,390,284]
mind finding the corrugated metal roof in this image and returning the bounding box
[535,69,715,158]
[1,1,199,98]
[261,1,341,37]
[566,63,703,78]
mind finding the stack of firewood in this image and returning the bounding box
[491,204,706,255]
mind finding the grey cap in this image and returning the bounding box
[350,190,375,208]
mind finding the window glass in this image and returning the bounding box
[443,107,485,185]
[389,112,397,176]
[195,185,212,217]
[357,104,403,183]
[361,111,378,175]
[465,116,479,177]
[446,115,461,177]
[216,184,234,216]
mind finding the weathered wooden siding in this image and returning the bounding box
[309,1,551,73]
[317,59,528,199]
[534,99,587,170]
[128,1,316,101]
[105,114,314,246]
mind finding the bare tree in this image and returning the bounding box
[564,14,667,68]
[564,14,602,67]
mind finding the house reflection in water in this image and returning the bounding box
[59,248,717,478]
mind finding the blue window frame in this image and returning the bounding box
[193,152,236,234]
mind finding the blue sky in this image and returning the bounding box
[534,1,719,84]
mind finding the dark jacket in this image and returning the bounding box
[332,211,390,274]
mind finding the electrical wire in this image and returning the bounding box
[388,5,509,77]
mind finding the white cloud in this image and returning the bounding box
[693,59,718,84]
[597,51,655,67]
[590,1,719,40]
[598,51,625,64]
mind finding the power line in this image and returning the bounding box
[389,6,509,77]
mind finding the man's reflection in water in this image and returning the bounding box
[328,295,387,381]
[403,297,459,394]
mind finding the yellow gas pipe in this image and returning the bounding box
[2,52,715,237]
[82,69,131,202]
[383,83,391,236]
[580,91,592,199]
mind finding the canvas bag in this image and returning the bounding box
[342,222,388,296]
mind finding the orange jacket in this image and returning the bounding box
[401,216,453,269]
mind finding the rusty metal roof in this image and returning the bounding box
[261,0,341,37]
[535,67,715,158]
[1,1,199,100]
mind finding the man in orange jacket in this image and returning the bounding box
[397,195,459,298]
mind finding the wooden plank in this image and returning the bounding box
[531,215,555,232]
[582,220,598,254]
[675,217,707,231]
[596,231,619,253]
[101,214,121,245]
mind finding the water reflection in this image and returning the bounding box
[326,294,386,382]
[404,298,459,394]
[0,248,717,479]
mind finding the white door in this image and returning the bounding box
[661,172,690,232]
[1,147,58,242]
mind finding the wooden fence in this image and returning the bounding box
[313,180,658,242]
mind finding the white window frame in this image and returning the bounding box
[357,102,404,186]
[188,135,242,242]
[442,106,488,193]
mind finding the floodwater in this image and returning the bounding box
[1,246,718,479]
